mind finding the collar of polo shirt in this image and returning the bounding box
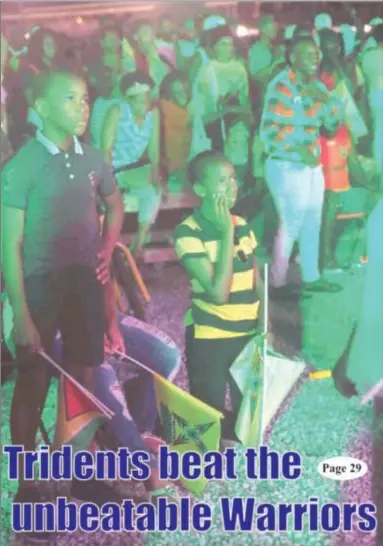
[36,130,84,156]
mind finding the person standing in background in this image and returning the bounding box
[318,28,368,146]
[248,15,283,108]
[131,19,171,99]
[1,32,12,166]
[260,36,344,299]
[89,66,120,150]
[361,23,383,178]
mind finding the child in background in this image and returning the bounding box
[174,150,266,442]
[159,70,193,189]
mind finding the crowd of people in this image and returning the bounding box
[1,5,383,544]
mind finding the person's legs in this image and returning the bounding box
[117,314,181,433]
[322,190,341,268]
[130,185,162,258]
[299,166,325,283]
[186,330,251,439]
[11,274,58,494]
[265,160,310,288]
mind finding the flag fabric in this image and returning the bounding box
[54,374,109,453]
[230,334,265,447]
[153,374,223,496]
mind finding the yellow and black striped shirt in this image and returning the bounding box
[174,210,259,340]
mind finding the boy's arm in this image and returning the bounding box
[2,206,41,350]
[101,104,120,165]
[96,163,124,285]
[175,205,235,305]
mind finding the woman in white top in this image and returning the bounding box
[102,72,161,258]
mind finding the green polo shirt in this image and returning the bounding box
[1,131,116,278]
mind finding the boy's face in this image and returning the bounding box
[126,90,151,118]
[43,34,57,60]
[196,160,238,209]
[227,122,250,148]
[213,36,234,63]
[170,79,189,107]
[37,75,89,136]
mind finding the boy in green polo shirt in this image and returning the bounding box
[1,69,124,527]
[174,150,265,441]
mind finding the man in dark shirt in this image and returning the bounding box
[1,69,124,520]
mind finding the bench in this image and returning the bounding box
[121,187,199,264]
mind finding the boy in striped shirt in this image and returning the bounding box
[174,150,265,441]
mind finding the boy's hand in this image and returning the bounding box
[104,323,125,355]
[12,314,42,353]
[213,195,234,237]
[96,248,112,285]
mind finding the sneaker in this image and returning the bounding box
[71,477,123,506]
[14,486,53,543]
[302,279,342,293]
[270,285,311,301]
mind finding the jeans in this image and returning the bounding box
[53,313,181,458]
[265,159,325,286]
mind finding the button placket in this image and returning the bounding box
[63,152,75,180]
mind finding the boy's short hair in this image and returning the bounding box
[31,68,85,103]
[188,150,228,185]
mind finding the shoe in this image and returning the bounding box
[270,285,311,301]
[14,486,53,543]
[71,477,123,506]
[302,279,342,293]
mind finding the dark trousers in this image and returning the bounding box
[185,326,252,439]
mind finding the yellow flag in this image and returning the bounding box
[153,375,223,496]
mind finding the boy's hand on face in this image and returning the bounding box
[213,195,234,238]
[12,314,42,353]
[96,248,112,285]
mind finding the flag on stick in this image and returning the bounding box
[115,350,223,496]
[230,264,269,447]
[39,351,113,452]
[230,334,266,446]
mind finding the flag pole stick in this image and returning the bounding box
[260,264,269,444]
[361,379,383,406]
[38,351,114,419]
[114,349,162,378]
